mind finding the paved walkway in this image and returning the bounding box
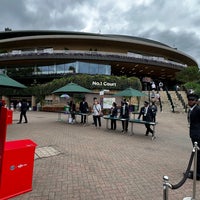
[6,110,199,200]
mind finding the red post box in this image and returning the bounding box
[0,107,7,179]
[0,139,37,200]
[6,109,13,125]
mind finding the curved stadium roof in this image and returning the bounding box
[0,30,198,82]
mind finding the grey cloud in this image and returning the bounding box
[140,28,200,64]
[0,0,200,65]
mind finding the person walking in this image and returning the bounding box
[92,98,101,128]
[17,99,28,124]
[120,101,129,133]
[138,101,154,136]
[79,97,89,124]
[187,93,200,180]
[110,102,118,130]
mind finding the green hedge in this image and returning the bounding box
[0,74,142,104]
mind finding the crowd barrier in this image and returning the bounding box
[163,142,199,200]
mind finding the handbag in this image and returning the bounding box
[99,111,103,117]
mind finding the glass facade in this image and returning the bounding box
[34,61,111,75]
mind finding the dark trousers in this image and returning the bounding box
[93,115,101,127]
[121,119,128,132]
[81,114,86,123]
[19,111,28,123]
[143,116,153,135]
[145,124,153,135]
[191,138,200,177]
[71,112,75,120]
[111,119,116,130]
[152,115,156,122]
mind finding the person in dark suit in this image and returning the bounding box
[187,93,200,180]
[151,101,157,122]
[110,102,118,130]
[69,100,76,123]
[17,99,28,124]
[138,101,154,136]
[120,101,129,133]
[79,97,89,124]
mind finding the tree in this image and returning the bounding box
[4,27,12,31]
[176,66,200,96]
[68,66,76,73]
[176,66,200,83]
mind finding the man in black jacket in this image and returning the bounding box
[17,99,28,124]
[138,101,154,136]
[79,97,89,124]
[120,101,129,133]
[187,93,200,180]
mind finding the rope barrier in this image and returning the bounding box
[163,142,199,200]
[171,151,194,189]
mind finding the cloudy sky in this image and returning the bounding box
[1,0,200,65]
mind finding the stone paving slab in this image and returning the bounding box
[35,146,62,159]
[5,110,200,200]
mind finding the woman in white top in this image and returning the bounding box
[92,98,102,128]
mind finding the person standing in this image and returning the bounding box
[155,91,162,112]
[92,98,101,128]
[138,101,154,136]
[120,101,129,133]
[187,93,200,180]
[79,97,89,124]
[69,100,76,123]
[110,102,118,130]
[17,99,28,124]
[151,81,156,91]
[158,81,163,91]
[151,101,157,122]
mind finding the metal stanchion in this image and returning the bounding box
[192,142,199,200]
[183,142,199,200]
[163,142,199,200]
[163,176,172,200]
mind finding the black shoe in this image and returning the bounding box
[17,122,21,124]
[145,133,149,136]
[24,122,28,123]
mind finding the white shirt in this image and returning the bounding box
[93,104,101,116]
[144,106,149,116]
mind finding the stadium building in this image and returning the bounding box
[0,30,198,88]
